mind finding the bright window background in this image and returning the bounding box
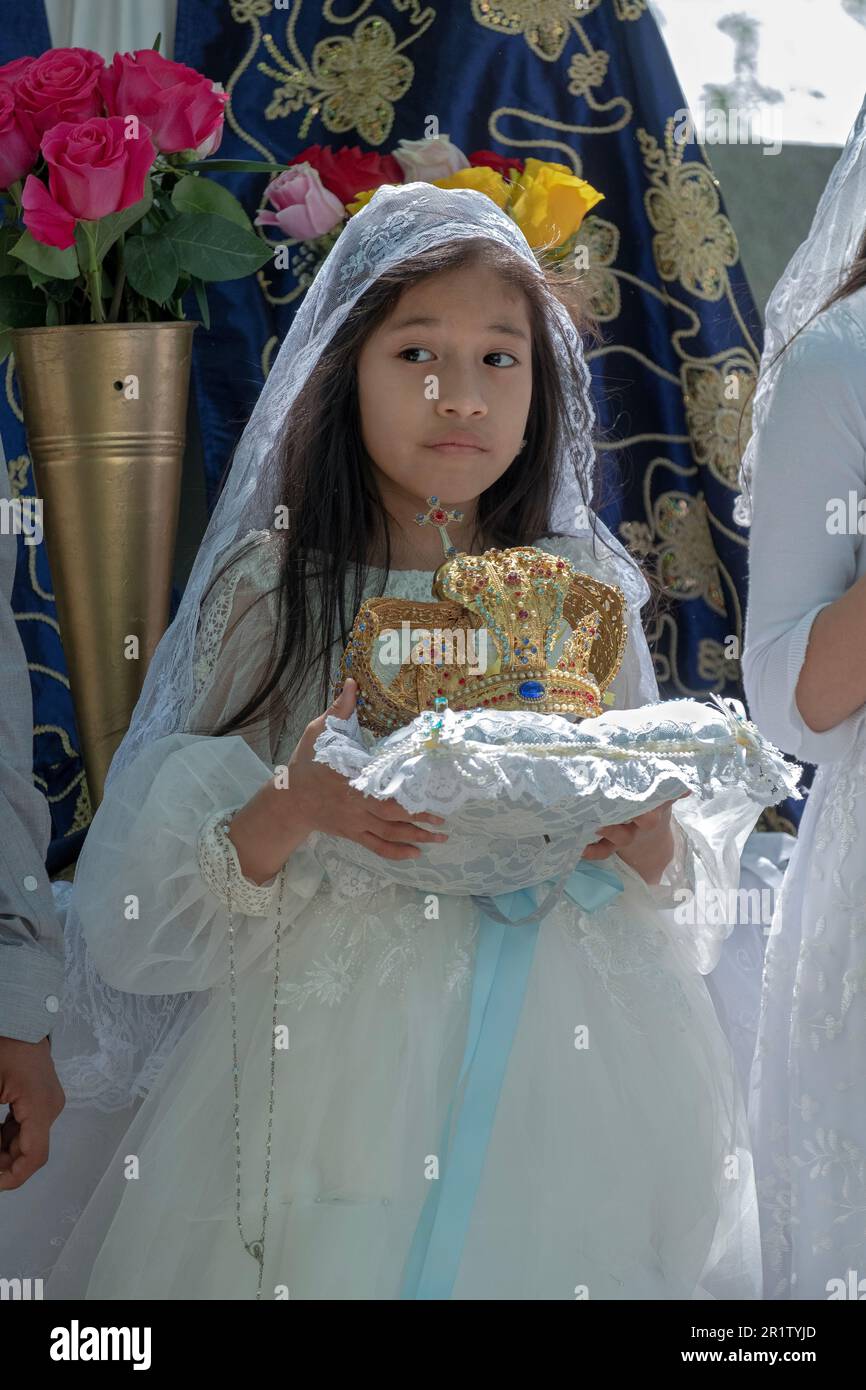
[651,0,866,147]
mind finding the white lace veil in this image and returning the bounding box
[735,90,866,526]
[59,181,653,1112]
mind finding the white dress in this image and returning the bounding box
[743,287,866,1299]
[46,529,762,1301]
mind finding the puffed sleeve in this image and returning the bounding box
[742,306,866,765]
[75,530,325,996]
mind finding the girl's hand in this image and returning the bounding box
[277,677,449,862]
[580,793,691,886]
[230,678,449,883]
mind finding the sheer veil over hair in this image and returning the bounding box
[736,90,866,526]
[56,181,654,1115]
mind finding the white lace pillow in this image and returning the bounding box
[310,695,802,895]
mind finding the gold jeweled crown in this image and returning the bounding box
[337,545,629,737]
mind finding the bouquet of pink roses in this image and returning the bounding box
[0,38,273,350]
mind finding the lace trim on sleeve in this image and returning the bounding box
[197,806,283,917]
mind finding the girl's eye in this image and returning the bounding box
[398,348,518,367]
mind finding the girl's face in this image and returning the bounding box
[356,263,533,521]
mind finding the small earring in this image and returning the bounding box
[518,438,527,451]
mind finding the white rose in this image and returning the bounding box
[392,135,469,183]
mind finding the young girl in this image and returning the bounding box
[47,183,761,1300]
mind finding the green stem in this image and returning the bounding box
[81,223,105,323]
[5,180,22,220]
[108,231,126,323]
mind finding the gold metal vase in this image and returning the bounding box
[12,321,197,809]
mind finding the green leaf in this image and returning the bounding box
[161,212,272,282]
[0,276,46,326]
[123,232,180,304]
[0,226,29,276]
[0,326,12,363]
[182,159,292,175]
[74,179,154,273]
[171,175,252,230]
[191,276,210,331]
[10,230,79,280]
[153,31,162,52]
[45,298,60,326]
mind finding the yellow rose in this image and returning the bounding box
[347,166,511,218]
[508,158,604,250]
[345,186,381,216]
[430,165,511,209]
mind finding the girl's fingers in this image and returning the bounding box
[358,830,422,860]
[367,815,448,845]
[595,821,637,848]
[581,838,617,859]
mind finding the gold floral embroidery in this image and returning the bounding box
[260,15,426,144]
[229,0,271,21]
[696,637,740,687]
[472,0,600,62]
[571,213,620,321]
[6,452,30,497]
[757,806,798,837]
[640,126,738,301]
[612,0,647,20]
[654,492,726,615]
[618,519,654,561]
[683,358,756,489]
[567,48,609,97]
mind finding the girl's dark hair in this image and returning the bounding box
[737,222,866,510]
[203,235,652,740]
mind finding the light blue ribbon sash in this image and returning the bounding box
[398,861,624,1300]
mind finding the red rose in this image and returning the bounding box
[289,144,403,206]
[22,116,155,249]
[468,149,525,180]
[15,47,106,145]
[99,49,227,155]
[0,88,40,189]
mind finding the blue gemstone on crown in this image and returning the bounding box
[518,680,545,701]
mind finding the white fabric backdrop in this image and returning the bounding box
[42,0,178,60]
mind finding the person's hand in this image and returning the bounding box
[230,677,451,883]
[282,677,450,860]
[0,1035,65,1191]
[581,793,691,885]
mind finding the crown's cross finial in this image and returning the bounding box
[414,496,464,559]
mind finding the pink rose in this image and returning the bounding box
[191,83,226,159]
[15,47,105,146]
[99,49,227,155]
[0,57,36,91]
[0,88,40,189]
[391,135,469,183]
[22,116,156,249]
[255,164,346,239]
[21,174,76,249]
